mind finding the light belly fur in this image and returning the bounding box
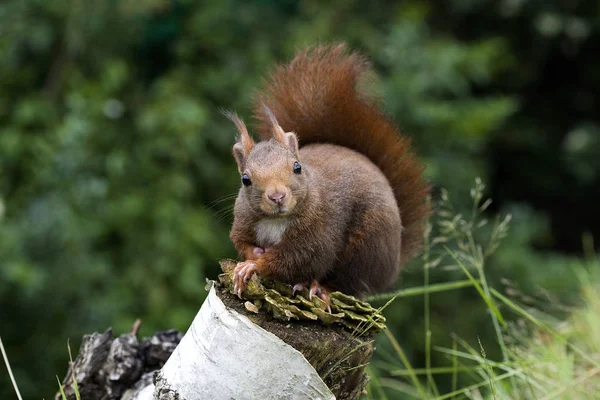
[255,218,289,247]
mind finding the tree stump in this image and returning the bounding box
[57,260,385,400]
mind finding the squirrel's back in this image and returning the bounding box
[253,44,431,263]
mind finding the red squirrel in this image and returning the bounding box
[226,44,431,308]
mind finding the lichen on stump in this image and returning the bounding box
[214,259,387,399]
[217,259,386,333]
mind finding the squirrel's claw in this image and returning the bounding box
[309,280,324,300]
[310,282,332,313]
[292,282,308,296]
[233,261,258,298]
[293,280,331,313]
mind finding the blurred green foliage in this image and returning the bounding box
[0,0,598,398]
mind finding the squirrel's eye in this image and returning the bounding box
[241,174,252,186]
[293,161,302,174]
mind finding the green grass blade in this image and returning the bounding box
[56,376,67,400]
[423,227,440,397]
[321,340,373,380]
[451,339,458,397]
[478,336,497,399]
[379,377,423,399]
[67,339,81,400]
[445,247,506,326]
[367,280,476,303]
[391,365,489,376]
[384,329,427,399]
[0,336,23,400]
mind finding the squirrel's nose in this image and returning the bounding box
[267,192,286,204]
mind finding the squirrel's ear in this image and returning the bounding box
[263,105,300,158]
[224,110,254,173]
[283,131,299,158]
[232,142,249,174]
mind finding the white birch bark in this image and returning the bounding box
[130,284,335,400]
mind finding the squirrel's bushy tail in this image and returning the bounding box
[253,44,431,263]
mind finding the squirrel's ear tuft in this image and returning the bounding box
[263,105,299,158]
[262,105,286,143]
[223,110,254,173]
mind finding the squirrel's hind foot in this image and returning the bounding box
[293,280,332,313]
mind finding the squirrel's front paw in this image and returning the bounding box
[233,261,258,298]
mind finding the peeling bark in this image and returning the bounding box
[56,330,182,400]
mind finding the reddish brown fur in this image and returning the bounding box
[254,44,431,262]
[228,44,431,297]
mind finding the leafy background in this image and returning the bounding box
[0,0,598,398]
